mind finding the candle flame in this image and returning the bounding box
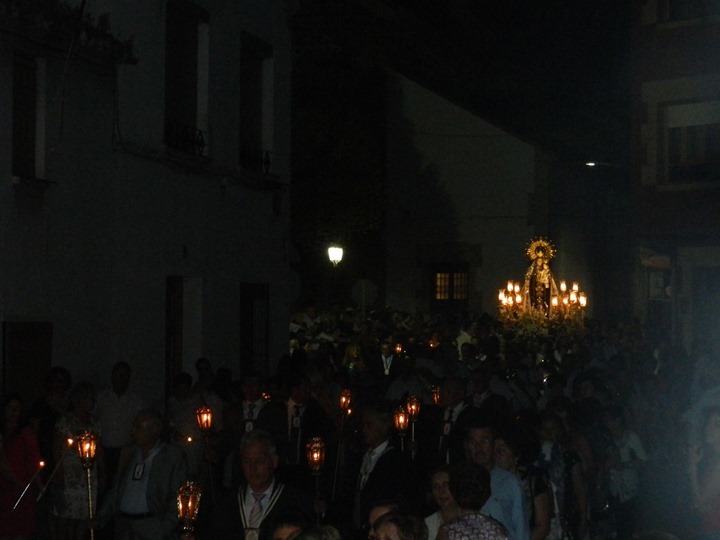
[39,461,45,468]
[67,438,74,446]
[187,437,193,443]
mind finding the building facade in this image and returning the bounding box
[633,0,720,351]
[0,0,295,407]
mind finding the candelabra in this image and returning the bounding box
[498,238,588,335]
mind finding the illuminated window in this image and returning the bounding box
[435,273,450,300]
[434,271,468,301]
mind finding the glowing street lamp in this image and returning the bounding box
[327,246,343,266]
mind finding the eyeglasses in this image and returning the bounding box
[466,437,493,448]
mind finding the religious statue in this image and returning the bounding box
[523,238,559,316]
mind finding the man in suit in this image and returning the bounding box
[416,376,476,470]
[349,404,411,539]
[257,375,335,493]
[210,429,314,539]
[96,408,188,540]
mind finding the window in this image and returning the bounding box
[239,31,273,172]
[663,100,720,183]
[164,0,209,156]
[12,54,45,179]
[434,271,469,301]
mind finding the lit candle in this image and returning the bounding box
[37,438,74,501]
[560,281,567,292]
[12,461,45,511]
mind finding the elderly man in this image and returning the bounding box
[211,429,314,539]
[464,420,529,540]
[97,408,188,540]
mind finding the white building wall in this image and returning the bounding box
[0,0,294,408]
[385,73,536,315]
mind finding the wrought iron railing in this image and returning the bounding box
[164,123,207,157]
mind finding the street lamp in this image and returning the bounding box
[327,246,343,266]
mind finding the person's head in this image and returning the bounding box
[172,372,193,400]
[367,500,401,539]
[69,381,96,415]
[464,422,496,470]
[602,404,627,437]
[429,465,456,512]
[539,411,563,444]
[241,372,264,403]
[195,357,213,379]
[132,409,163,450]
[45,366,72,395]
[373,512,428,540]
[1,393,26,435]
[240,429,278,491]
[440,376,466,408]
[469,367,491,395]
[448,461,492,511]
[362,404,393,449]
[111,361,132,394]
[494,426,529,474]
[288,376,310,404]
[292,525,342,540]
[270,511,310,540]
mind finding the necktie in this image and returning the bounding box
[249,492,265,527]
[358,449,375,490]
[248,403,256,420]
[290,405,302,464]
[439,408,455,463]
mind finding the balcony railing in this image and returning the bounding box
[239,145,271,174]
[164,123,207,157]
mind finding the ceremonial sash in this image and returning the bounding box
[238,483,286,539]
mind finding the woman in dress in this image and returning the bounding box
[688,406,720,539]
[0,394,43,540]
[424,466,460,540]
[495,427,552,540]
[437,461,509,540]
[51,382,104,540]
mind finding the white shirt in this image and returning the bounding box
[95,388,144,448]
[119,444,162,514]
[242,480,275,524]
[358,440,390,490]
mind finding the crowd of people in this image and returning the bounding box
[1,303,719,540]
